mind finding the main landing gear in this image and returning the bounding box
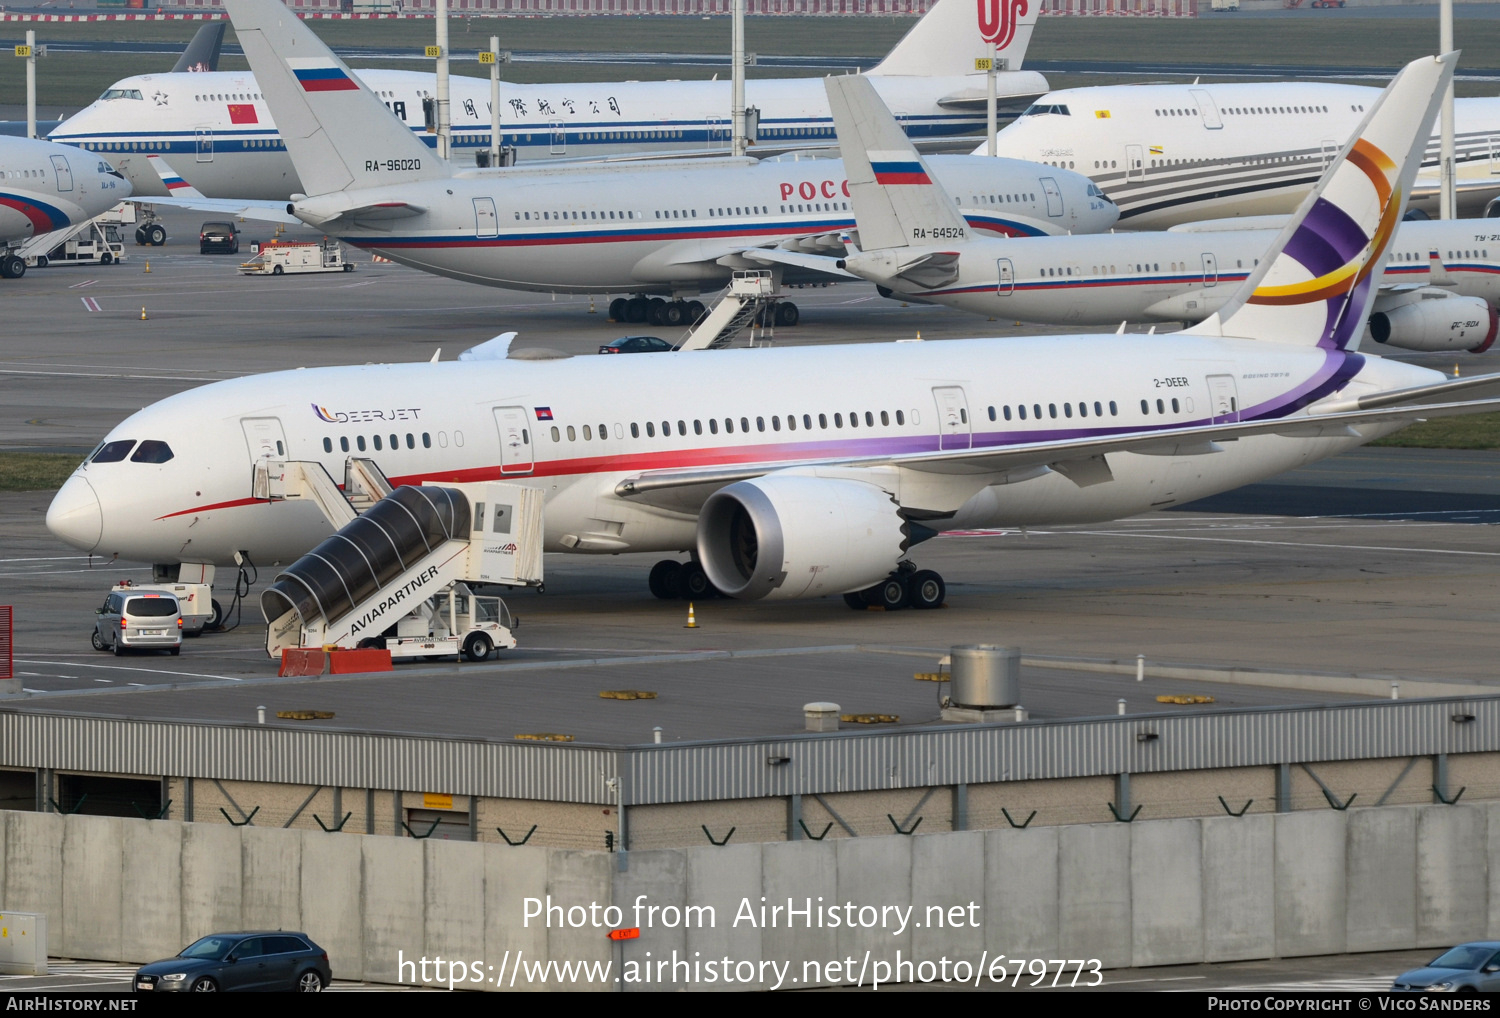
[648,559,719,600]
[842,561,946,612]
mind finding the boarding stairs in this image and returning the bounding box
[15,202,135,264]
[676,269,779,351]
[251,459,543,658]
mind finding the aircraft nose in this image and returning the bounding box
[46,474,102,552]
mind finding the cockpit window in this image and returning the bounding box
[1023,103,1071,117]
[90,440,136,463]
[99,89,144,102]
[1086,183,1113,202]
[130,440,174,464]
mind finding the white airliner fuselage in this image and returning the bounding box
[53,68,1045,202]
[301,154,1114,295]
[990,83,1500,227]
[853,217,1500,340]
[44,336,1436,573]
[0,136,131,271]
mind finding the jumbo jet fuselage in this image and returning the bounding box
[54,69,1046,202]
[990,83,1500,227]
[46,334,1438,579]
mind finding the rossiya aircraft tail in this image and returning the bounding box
[868,0,1038,78]
[1187,52,1456,353]
[825,73,970,253]
[221,0,449,195]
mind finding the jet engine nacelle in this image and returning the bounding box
[1369,295,1498,353]
[696,475,908,600]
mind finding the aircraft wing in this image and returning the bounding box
[145,195,302,225]
[616,382,1500,511]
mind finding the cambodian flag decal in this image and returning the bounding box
[287,58,359,93]
[870,159,931,186]
[534,407,554,420]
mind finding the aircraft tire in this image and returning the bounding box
[843,592,867,611]
[909,570,946,610]
[679,560,715,600]
[626,297,649,323]
[608,298,628,321]
[646,297,668,326]
[648,559,682,600]
[775,302,800,327]
[134,227,148,246]
[148,224,167,246]
[876,575,910,611]
[686,300,706,324]
[663,301,686,327]
[0,255,24,279]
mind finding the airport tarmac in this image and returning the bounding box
[2,207,1499,746]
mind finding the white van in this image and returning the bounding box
[93,590,182,656]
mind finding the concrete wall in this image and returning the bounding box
[5,801,1500,988]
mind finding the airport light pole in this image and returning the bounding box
[986,40,997,158]
[434,0,452,160]
[1439,0,1454,220]
[731,0,746,158]
[488,35,501,167]
[25,31,36,141]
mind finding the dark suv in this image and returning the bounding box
[134,932,331,992]
[199,221,240,255]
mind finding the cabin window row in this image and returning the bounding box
[972,193,1039,204]
[778,201,849,214]
[519,210,638,221]
[321,432,463,453]
[547,409,923,443]
[989,402,1119,422]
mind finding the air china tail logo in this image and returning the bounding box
[312,403,423,424]
[979,0,1029,49]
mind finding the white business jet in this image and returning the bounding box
[45,53,1500,613]
[831,85,1500,354]
[0,137,131,278]
[987,81,1500,227]
[50,0,1047,202]
[173,0,1111,326]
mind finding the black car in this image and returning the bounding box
[199,221,240,255]
[599,335,673,354]
[134,932,331,992]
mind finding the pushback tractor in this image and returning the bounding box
[253,457,543,662]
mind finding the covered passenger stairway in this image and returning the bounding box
[252,459,543,659]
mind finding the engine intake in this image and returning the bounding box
[696,475,909,600]
[1370,296,1498,353]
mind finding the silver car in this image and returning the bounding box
[1392,942,1500,993]
[92,590,182,656]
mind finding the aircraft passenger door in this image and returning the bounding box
[932,386,972,451]
[996,258,1014,296]
[1206,375,1239,424]
[1321,138,1339,170]
[1201,252,1218,288]
[473,197,499,239]
[493,406,534,476]
[1490,137,1500,173]
[1040,176,1064,218]
[49,155,73,192]
[549,122,566,155]
[241,416,287,463]
[1189,89,1223,130]
[196,128,213,163]
[1125,145,1144,182]
[707,117,728,150]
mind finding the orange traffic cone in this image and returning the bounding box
[140,306,148,321]
[685,603,698,629]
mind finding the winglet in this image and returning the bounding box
[1186,53,1457,352]
[146,154,204,199]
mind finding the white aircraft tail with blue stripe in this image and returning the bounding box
[1188,53,1456,352]
[221,0,449,196]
